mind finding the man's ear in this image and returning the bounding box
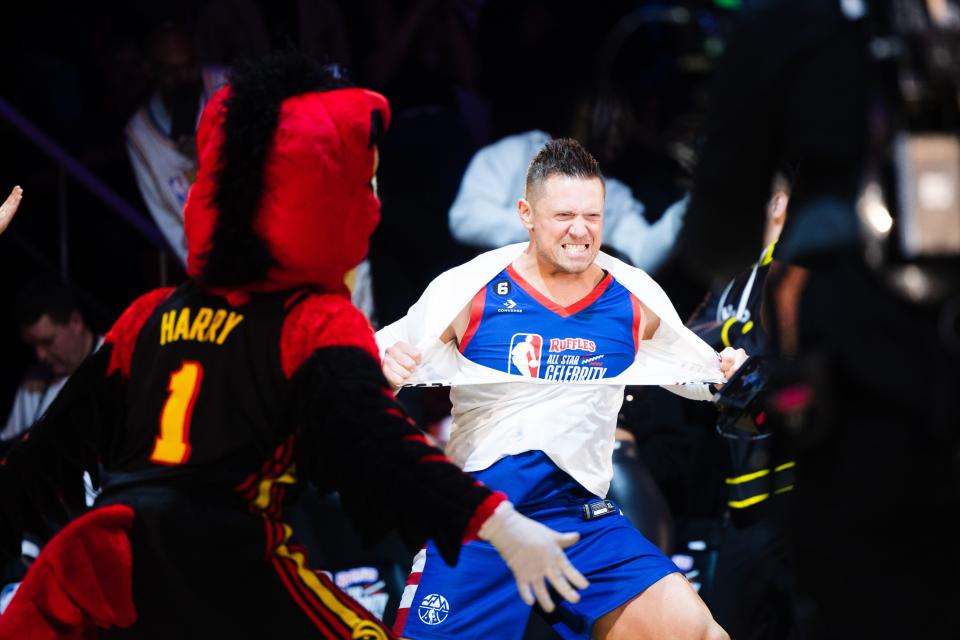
[769,192,789,223]
[518,198,534,230]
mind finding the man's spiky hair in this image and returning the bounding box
[198,51,352,288]
[525,138,604,200]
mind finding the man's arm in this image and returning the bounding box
[382,300,470,389]
[638,299,661,342]
[640,302,747,399]
[639,303,713,400]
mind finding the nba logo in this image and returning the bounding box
[508,333,543,378]
[418,593,450,625]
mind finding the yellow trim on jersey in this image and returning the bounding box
[274,524,388,640]
[742,320,754,334]
[728,493,770,509]
[248,458,388,639]
[254,466,297,510]
[761,242,777,266]
[721,317,738,348]
[774,461,796,473]
[725,468,771,485]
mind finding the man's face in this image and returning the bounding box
[150,32,200,98]
[149,30,201,150]
[519,175,604,274]
[21,313,88,378]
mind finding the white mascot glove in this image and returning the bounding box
[478,501,590,612]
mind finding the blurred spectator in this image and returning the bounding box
[194,0,352,67]
[2,279,100,444]
[456,6,699,267]
[359,0,481,119]
[369,105,478,326]
[448,127,686,271]
[125,23,226,264]
[685,172,795,640]
[683,1,960,635]
[476,0,615,138]
[593,3,721,219]
[362,0,489,326]
[687,171,790,354]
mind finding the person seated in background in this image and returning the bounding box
[125,22,226,265]
[0,277,101,593]
[2,278,100,446]
[447,95,687,273]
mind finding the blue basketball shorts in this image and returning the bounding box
[393,453,679,639]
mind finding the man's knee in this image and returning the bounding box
[593,573,730,640]
[682,606,728,640]
[702,620,730,640]
[657,573,726,638]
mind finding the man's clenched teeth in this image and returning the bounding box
[561,244,589,252]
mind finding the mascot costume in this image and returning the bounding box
[0,54,584,639]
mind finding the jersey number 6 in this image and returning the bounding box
[150,361,204,465]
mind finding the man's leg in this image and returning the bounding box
[592,573,728,640]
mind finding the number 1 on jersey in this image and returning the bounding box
[150,361,203,465]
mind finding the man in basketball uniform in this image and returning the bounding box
[0,54,586,639]
[381,139,743,639]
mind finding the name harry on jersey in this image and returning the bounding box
[159,307,245,346]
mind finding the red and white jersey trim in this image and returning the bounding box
[393,547,427,635]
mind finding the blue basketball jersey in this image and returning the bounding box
[460,265,641,380]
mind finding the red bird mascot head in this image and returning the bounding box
[183,53,390,294]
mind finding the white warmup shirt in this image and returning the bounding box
[376,244,723,496]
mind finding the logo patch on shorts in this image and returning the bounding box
[418,593,450,625]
